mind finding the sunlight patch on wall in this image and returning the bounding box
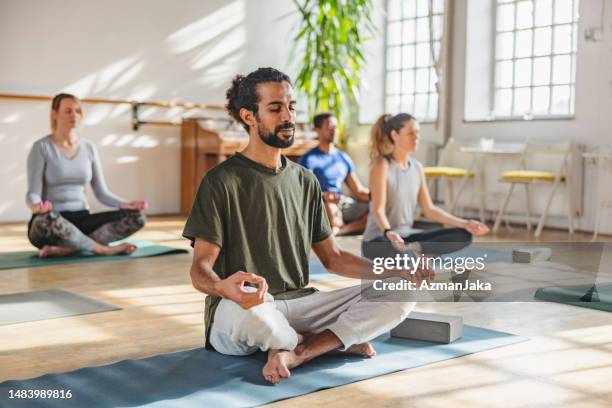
[131,135,159,148]
[165,1,245,54]
[116,155,139,164]
[3,113,21,123]
[101,134,119,146]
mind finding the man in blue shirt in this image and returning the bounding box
[299,113,369,235]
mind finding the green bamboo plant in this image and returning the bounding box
[291,0,374,143]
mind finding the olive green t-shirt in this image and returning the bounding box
[182,152,332,347]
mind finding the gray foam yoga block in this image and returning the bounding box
[391,312,463,343]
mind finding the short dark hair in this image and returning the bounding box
[313,112,335,129]
[225,67,292,132]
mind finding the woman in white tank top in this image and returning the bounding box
[362,113,489,259]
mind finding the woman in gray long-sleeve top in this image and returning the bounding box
[26,93,147,258]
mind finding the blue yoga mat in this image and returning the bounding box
[309,259,336,281]
[0,326,524,407]
[0,240,188,270]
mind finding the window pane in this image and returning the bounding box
[495,89,513,116]
[497,3,515,31]
[416,0,429,17]
[432,15,444,40]
[552,54,571,83]
[515,30,533,58]
[496,32,515,60]
[572,23,578,52]
[402,0,416,18]
[429,68,438,92]
[386,95,401,113]
[401,96,414,114]
[515,58,532,87]
[433,41,441,59]
[402,44,415,68]
[414,94,428,117]
[388,0,402,19]
[416,43,430,66]
[387,71,400,93]
[416,68,429,92]
[516,1,534,30]
[554,24,572,54]
[496,60,514,87]
[551,85,570,114]
[428,93,439,119]
[433,0,444,14]
[402,70,416,94]
[513,87,531,115]
[387,21,402,45]
[534,0,552,26]
[387,46,402,70]
[402,19,416,42]
[533,57,551,85]
[416,17,430,42]
[534,27,552,55]
[554,0,572,24]
[532,86,550,114]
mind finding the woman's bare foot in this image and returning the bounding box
[92,243,137,256]
[262,349,303,385]
[38,245,77,258]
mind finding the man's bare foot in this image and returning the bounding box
[93,243,137,256]
[262,349,303,385]
[38,245,77,258]
[344,342,376,357]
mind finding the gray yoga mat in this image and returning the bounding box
[0,325,524,407]
[0,240,188,270]
[0,288,120,325]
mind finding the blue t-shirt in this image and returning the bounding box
[299,147,355,194]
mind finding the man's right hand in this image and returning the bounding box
[214,271,269,309]
[31,201,53,214]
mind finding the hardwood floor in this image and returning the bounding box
[1,217,611,407]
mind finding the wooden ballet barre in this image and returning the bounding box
[0,93,224,110]
[0,92,226,130]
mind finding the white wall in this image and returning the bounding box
[0,0,299,222]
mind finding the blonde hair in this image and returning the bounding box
[50,93,81,131]
[369,113,416,161]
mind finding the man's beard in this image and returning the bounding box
[257,121,295,148]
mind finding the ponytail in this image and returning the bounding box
[369,113,416,161]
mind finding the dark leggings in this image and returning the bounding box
[27,209,146,252]
[361,227,472,260]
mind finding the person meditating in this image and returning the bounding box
[299,112,369,236]
[26,93,147,258]
[183,68,430,385]
[362,113,489,260]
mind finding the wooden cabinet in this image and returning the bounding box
[180,118,318,215]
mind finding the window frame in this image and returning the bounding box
[490,0,579,121]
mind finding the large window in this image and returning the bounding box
[494,0,579,118]
[385,0,445,121]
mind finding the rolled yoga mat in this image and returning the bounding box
[0,288,120,326]
[0,326,524,407]
[0,240,188,270]
[535,283,612,312]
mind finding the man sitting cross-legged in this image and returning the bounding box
[299,112,370,236]
[183,67,432,384]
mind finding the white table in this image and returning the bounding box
[583,152,612,241]
[455,145,524,222]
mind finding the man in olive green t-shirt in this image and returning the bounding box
[183,67,430,385]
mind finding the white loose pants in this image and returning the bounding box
[209,280,415,356]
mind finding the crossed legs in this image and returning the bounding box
[208,281,415,383]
